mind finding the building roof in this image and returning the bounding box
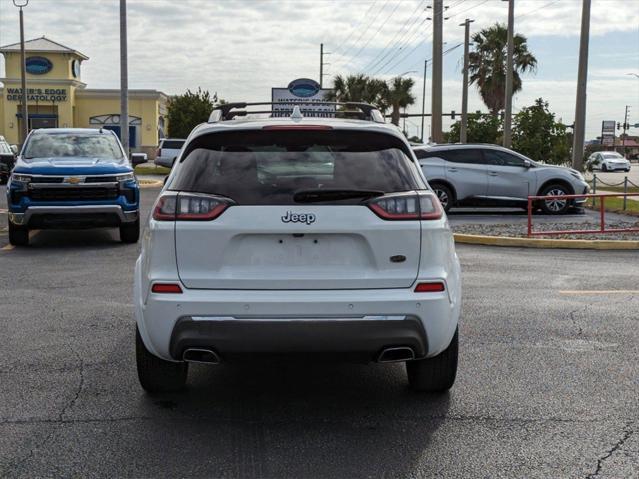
[0,36,89,60]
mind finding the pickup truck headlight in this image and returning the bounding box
[116,173,136,183]
[11,173,31,184]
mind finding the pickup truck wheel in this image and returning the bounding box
[8,222,29,246]
[406,328,458,392]
[136,326,188,393]
[120,219,140,243]
[539,184,570,215]
[0,175,7,185]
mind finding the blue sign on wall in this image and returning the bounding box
[26,56,53,75]
[287,78,321,98]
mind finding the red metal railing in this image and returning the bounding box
[527,193,639,237]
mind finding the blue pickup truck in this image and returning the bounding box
[7,128,141,246]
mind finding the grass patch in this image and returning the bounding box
[587,196,639,217]
[135,165,170,176]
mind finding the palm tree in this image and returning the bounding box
[385,76,416,126]
[468,23,537,116]
[327,74,389,113]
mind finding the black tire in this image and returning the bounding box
[601,163,608,172]
[0,175,7,185]
[407,328,458,392]
[8,222,28,246]
[136,326,188,393]
[431,183,454,213]
[120,218,140,243]
[539,183,571,215]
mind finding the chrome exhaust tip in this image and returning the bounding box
[377,346,415,363]
[182,348,220,364]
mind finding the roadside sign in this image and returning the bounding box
[601,120,616,145]
[272,78,334,117]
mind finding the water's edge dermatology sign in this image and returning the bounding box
[6,88,67,102]
[272,79,333,117]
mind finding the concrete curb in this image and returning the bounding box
[454,233,639,250]
[139,180,163,189]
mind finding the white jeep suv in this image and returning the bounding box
[134,102,461,393]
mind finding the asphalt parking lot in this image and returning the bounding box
[0,187,637,478]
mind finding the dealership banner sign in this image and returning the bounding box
[6,87,68,102]
[601,120,616,146]
[272,78,334,117]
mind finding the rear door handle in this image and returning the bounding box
[447,168,458,173]
[488,171,498,176]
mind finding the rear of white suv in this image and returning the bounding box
[135,105,461,393]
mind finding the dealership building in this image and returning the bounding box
[0,37,168,157]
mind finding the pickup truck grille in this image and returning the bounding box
[29,187,119,201]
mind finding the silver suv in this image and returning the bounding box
[414,144,589,214]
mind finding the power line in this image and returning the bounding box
[333,0,391,70]
[518,0,561,20]
[371,12,435,75]
[445,0,491,20]
[341,0,404,71]
[329,0,379,58]
[362,0,428,72]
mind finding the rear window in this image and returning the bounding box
[161,140,185,150]
[169,130,420,205]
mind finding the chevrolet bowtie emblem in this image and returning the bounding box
[67,177,82,184]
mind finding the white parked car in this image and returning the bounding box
[154,138,185,168]
[134,102,462,393]
[585,151,631,172]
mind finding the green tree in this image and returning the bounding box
[167,88,216,138]
[512,98,571,165]
[327,74,389,112]
[444,113,502,144]
[468,23,537,116]
[385,76,416,126]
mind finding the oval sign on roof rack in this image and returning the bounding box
[287,78,321,98]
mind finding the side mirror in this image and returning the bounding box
[523,160,533,168]
[10,145,18,155]
[131,152,147,166]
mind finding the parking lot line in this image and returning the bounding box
[560,290,639,295]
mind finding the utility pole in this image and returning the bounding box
[320,43,324,88]
[571,0,591,171]
[622,105,630,153]
[119,0,129,156]
[319,43,330,89]
[13,0,29,145]
[460,18,474,144]
[421,59,428,143]
[503,0,514,148]
[431,0,443,143]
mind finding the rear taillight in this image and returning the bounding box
[414,282,446,293]
[151,283,183,294]
[368,192,443,221]
[152,193,231,221]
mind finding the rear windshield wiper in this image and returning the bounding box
[293,188,385,203]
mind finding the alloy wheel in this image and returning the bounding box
[544,188,568,213]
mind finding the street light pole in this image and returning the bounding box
[460,18,474,144]
[571,0,591,171]
[503,0,514,148]
[119,0,129,157]
[421,59,428,143]
[13,0,29,145]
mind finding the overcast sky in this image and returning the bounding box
[1,0,638,139]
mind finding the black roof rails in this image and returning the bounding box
[208,102,386,124]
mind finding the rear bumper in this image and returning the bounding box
[169,316,428,362]
[134,260,461,363]
[9,205,138,228]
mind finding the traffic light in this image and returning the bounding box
[617,122,621,130]
[451,110,456,120]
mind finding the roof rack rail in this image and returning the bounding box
[208,102,386,124]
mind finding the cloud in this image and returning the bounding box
[0,0,638,140]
